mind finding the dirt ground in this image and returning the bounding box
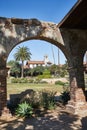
[0,106,87,130]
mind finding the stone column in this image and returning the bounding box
[0,53,11,116]
[59,28,87,115]
[0,68,9,115]
[66,57,87,115]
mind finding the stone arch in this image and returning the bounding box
[3,18,67,59]
[7,37,67,63]
[0,16,87,116]
[0,17,68,115]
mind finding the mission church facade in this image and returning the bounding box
[24,55,52,69]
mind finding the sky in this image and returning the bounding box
[0,0,77,64]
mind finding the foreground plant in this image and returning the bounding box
[61,85,70,105]
[15,101,33,118]
[41,90,56,110]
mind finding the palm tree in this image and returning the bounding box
[14,46,32,78]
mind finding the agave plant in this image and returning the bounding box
[16,101,33,118]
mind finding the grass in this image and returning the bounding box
[7,82,63,99]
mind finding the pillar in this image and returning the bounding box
[59,28,87,115]
[66,57,87,115]
[0,52,11,116]
[0,68,10,116]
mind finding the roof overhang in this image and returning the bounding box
[58,0,87,29]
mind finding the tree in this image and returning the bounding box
[7,60,16,67]
[7,60,21,77]
[14,46,32,77]
[10,61,21,77]
[49,64,58,76]
[30,66,44,76]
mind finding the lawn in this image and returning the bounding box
[7,82,63,99]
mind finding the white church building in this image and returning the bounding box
[25,55,52,69]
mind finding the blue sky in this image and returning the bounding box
[0,0,77,64]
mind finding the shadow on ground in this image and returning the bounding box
[1,89,87,130]
[0,110,85,130]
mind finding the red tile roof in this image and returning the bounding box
[27,61,44,65]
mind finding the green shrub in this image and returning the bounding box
[60,85,70,105]
[41,90,56,110]
[15,102,33,118]
[33,78,41,84]
[20,89,56,110]
[38,69,51,79]
[28,79,34,83]
[11,78,19,83]
[55,80,65,86]
[38,74,51,79]
[19,78,28,83]
[11,78,28,83]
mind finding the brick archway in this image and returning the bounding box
[0,17,87,116]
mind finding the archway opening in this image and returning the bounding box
[7,39,68,116]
